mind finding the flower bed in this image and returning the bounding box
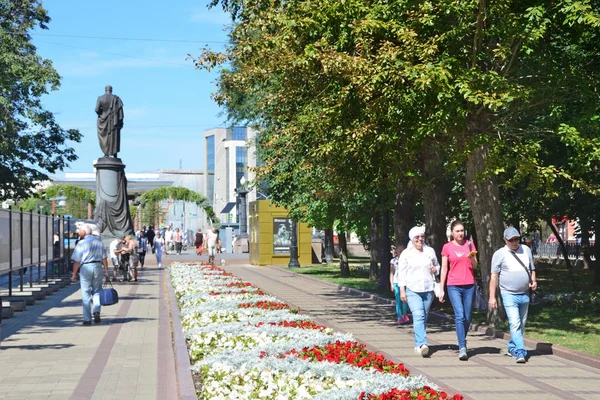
[170,262,463,400]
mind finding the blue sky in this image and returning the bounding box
[34,0,231,176]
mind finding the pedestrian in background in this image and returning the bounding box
[174,228,183,255]
[390,247,409,324]
[207,227,219,265]
[164,227,174,255]
[146,225,156,253]
[121,235,139,282]
[109,237,122,282]
[71,224,110,325]
[398,226,440,357]
[154,232,165,268]
[438,220,478,361]
[489,227,537,363]
[137,230,148,268]
[195,229,204,256]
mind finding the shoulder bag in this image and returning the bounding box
[509,250,533,299]
[99,280,119,306]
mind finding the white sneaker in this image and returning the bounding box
[414,345,429,357]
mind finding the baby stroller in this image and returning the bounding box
[119,253,133,282]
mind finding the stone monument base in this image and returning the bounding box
[94,157,134,242]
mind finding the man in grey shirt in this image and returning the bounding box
[489,227,538,363]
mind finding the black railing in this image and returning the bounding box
[0,208,78,296]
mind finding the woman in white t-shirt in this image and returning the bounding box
[398,226,440,357]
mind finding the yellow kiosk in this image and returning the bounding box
[249,200,312,266]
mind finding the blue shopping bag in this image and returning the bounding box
[99,281,119,306]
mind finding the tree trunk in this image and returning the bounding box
[592,214,600,286]
[393,180,414,250]
[580,220,592,270]
[324,228,334,264]
[338,230,350,277]
[378,209,391,288]
[422,146,447,259]
[464,142,506,326]
[547,219,574,270]
[369,206,379,280]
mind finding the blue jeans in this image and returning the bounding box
[447,284,476,349]
[501,292,530,356]
[393,284,409,319]
[406,288,434,347]
[79,263,104,322]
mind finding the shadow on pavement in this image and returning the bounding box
[0,343,75,351]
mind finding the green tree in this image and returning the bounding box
[0,0,81,200]
[137,186,218,227]
[204,0,600,323]
[45,184,95,219]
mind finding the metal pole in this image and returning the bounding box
[38,211,42,284]
[8,206,13,296]
[45,213,49,282]
[19,208,23,292]
[50,214,55,279]
[29,209,33,288]
[66,216,71,276]
[288,219,300,268]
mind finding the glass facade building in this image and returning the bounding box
[206,135,215,203]
[236,146,248,189]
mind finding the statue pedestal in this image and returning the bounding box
[94,157,133,240]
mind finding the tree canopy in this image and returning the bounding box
[200,0,600,305]
[0,0,81,201]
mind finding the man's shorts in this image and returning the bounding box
[111,257,119,269]
[208,245,216,257]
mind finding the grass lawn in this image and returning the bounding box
[277,261,600,357]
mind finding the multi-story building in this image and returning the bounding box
[204,126,257,233]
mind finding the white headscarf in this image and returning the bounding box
[407,226,428,250]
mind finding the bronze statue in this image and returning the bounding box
[95,85,124,157]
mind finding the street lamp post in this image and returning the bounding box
[288,219,300,268]
[234,177,250,253]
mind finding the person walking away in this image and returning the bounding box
[70,224,110,325]
[195,229,204,256]
[489,227,537,363]
[121,235,139,282]
[164,227,174,255]
[146,225,156,254]
[154,232,165,268]
[390,247,410,324]
[438,220,478,360]
[174,228,183,255]
[398,226,440,357]
[109,237,123,282]
[137,230,148,268]
[207,227,219,265]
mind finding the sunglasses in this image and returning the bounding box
[506,237,520,243]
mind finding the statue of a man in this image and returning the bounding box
[95,85,124,157]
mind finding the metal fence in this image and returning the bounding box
[533,242,596,261]
[0,208,79,296]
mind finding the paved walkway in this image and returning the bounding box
[2,255,600,400]
[221,264,600,400]
[0,254,187,400]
